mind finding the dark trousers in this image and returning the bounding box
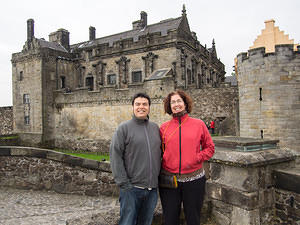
[159,176,206,225]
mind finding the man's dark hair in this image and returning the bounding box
[132,93,151,106]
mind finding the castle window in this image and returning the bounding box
[87,50,92,59]
[19,71,23,81]
[23,94,30,104]
[86,76,94,91]
[132,71,142,83]
[60,76,66,89]
[107,74,116,85]
[24,116,30,125]
[187,69,192,85]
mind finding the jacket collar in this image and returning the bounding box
[172,113,189,122]
[132,114,149,124]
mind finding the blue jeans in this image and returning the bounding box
[119,187,158,225]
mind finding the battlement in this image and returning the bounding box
[237,44,300,64]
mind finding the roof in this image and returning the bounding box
[38,39,68,52]
[146,68,172,80]
[71,17,182,50]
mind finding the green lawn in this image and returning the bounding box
[54,149,110,162]
[0,135,18,140]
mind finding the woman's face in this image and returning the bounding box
[170,94,186,114]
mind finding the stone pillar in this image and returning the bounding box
[207,136,297,225]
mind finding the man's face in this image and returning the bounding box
[133,97,150,119]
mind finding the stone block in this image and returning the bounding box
[98,161,111,172]
[82,158,99,170]
[0,147,11,156]
[273,167,300,194]
[27,149,48,158]
[10,147,30,156]
[210,162,259,192]
[206,181,259,210]
[231,207,260,225]
[64,155,84,167]
[47,150,66,161]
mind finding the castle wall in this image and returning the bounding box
[0,107,13,135]
[237,44,300,151]
[53,80,237,152]
[53,78,174,152]
[187,86,239,136]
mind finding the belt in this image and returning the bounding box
[134,186,153,190]
[161,167,204,180]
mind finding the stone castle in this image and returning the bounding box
[3,13,300,225]
[11,6,238,151]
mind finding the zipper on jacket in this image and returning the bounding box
[179,117,182,175]
[144,124,152,187]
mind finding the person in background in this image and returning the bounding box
[210,120,215,134]
[110,93,161,225]
[205,121,210,130]
[159,90,215,225]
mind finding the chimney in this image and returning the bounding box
[27,19,34,42]
[132,11,147,30]
[49,29,70,51]
[89,26,96,41]
[140,11,147,28]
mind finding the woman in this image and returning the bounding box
[159,90,215,225]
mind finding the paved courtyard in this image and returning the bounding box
[0,186,119,225]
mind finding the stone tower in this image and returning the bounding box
[237,43,300,151]
[11,19,72,146]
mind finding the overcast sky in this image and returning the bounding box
[0,0,299,106]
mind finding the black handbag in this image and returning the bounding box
[159,173,178,189]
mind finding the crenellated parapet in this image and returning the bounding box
[237,44,299,64]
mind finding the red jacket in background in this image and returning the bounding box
[210,121,215,129]
[160,114,215,174]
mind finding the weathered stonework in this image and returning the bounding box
[208,136,297,225]
[0,107,13,135]
[0,146,117,196]
[11,7,239,151]
[1,140,299,225]
[237,45,300,152]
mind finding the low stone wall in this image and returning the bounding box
[274,189,300,224]
[0,106,13,135]
[1,141,298,225]
[0,146,213,225]
[208,137,297,225]
[273,166,300,224]
[0,146,117,196]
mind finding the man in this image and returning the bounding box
[110,93,161,225]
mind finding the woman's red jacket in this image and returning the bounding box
[160,114,215,174]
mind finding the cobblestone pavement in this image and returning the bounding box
[0,186,119,225]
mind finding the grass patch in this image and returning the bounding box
[68,152,109,161]
[0,135,18,140]
[53,148,109,162]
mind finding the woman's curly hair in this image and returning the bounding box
[163,90,193,115]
